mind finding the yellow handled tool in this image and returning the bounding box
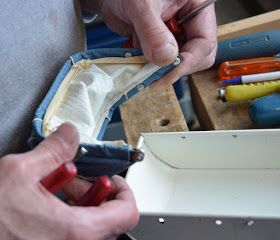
[218,80,280,102]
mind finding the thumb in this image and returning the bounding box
[25,123,80,181]
[131,10,178,66]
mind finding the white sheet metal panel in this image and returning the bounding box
[126,130,280,218]
[141,129,280,169]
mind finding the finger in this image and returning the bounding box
[180,1,217,49]
[99,1,133,36]
[72,176,139,237]
[132,31,141,48]
[23,123,80,181]
[152,3,217,87]
[63,178,92,202]
[97,176,139,232]
[129,6,178,66]
[109,175,135,202]
[152,38,217,88]
[103,14,133,36]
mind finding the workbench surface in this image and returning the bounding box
[120,10,280,140]
[190,9,280,130]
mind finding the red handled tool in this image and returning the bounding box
[41,147,87,194]
[41,162,77,194]
[124,0,217,48]
[41,147,114,207]
[77,175,115,207]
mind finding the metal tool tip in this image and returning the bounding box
[80,147,88,154]
[73,147,88,162]
[218,88,226,102]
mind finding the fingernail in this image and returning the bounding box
[54,123,79,146]
[152,43,177,65]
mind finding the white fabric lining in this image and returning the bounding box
[43,56,160,144]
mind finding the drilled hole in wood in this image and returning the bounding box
[157,118,170,127]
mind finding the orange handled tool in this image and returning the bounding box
[219,55,280,80]
[124,0,217,48]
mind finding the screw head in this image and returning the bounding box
[173,56,181,66]
[125,52,132,58]
[137,84,145,91]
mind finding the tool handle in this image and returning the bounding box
[123,17,184,48]
[123,38,134,48]
[249,93,280,126]
[219,57,280,80]
[223,80,280,102]
[215,30,280,66]
[165,17,184,36]
[77,175,115,207]
[41,162,77,194]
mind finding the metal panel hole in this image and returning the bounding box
[215,220,223,226]
[158,218,165,224]
[246,220,255,226]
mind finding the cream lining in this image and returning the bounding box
[42,56,160,144]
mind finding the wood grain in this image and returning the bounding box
[218,9,280,40]
[120,85,188,147]
[190,70,252,130]
[190,10,280,130]
[120,10,280,141]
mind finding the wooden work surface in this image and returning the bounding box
[120,10,280,143]
[190,9,280,130]
[120,85,188,147]
[190,69,252,130]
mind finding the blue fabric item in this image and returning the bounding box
[78,143,131,177]
[249,93,280,126]
[86,24,185,103]
[29,48,178,178]
[86,23,128,49]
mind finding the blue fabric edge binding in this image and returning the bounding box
[28,48,178,177]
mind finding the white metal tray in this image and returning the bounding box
[126,129,280,240]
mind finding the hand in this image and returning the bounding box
[82,0,217,86]
[0,123,139,240]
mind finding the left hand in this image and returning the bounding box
[0,123,138,240]
[82,0,217,86]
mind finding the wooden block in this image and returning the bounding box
[120,10,280,140]
[190,70,252,130]
[190,10,280,130]
[120,85,188,147]
[254,0,280,12]
[218,9,280,40]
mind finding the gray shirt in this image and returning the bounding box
[0,0,86,156]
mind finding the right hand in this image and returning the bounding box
[86,0,217,85]
[0,123,139,240]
